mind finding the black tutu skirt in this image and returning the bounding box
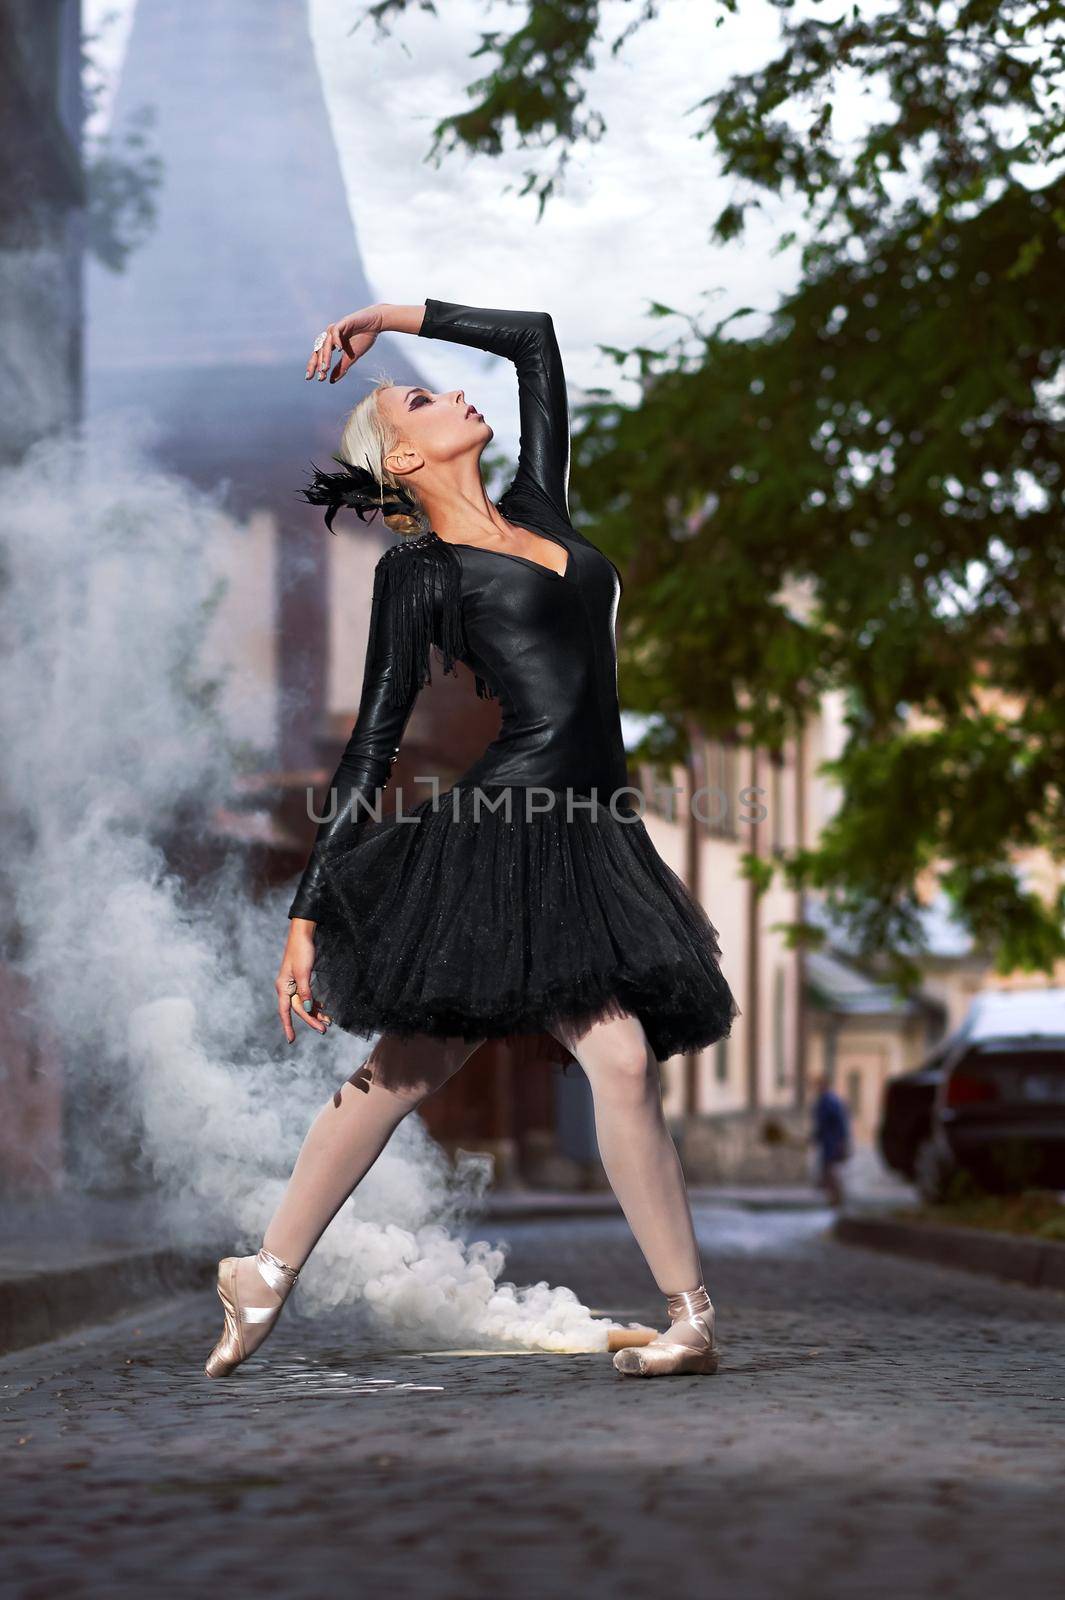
[310,784,740,1064]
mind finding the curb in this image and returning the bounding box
[479,1194,623,1225]
[834,1212,1065,1292]
[0,1247,218,1358]
[479,1188,825,1223]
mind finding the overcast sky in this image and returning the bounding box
[84,0,805,429]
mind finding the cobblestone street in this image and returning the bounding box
[3,1201,1064,1600]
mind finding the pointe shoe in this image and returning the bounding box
[612,1285,720,1377]
[204,1246,300,1378]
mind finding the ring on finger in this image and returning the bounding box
[313,329,330,353]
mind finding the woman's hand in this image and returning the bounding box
[277,921,331,1043]
[306,306,385,385]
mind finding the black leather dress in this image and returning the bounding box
[289,298,739,1062]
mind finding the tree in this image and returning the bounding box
[354,1,1065,984]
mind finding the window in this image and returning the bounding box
[701,737,740,839]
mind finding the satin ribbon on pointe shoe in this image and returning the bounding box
[204,1247,301,1379]
[612,1284,721,1377]
[666,1286,713,1323]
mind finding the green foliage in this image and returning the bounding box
[353,1,1065,976]
[697,0,1065,267]
[351,0,667,215]
[84,106,164,274]
[360,2,1061,254]
[909,1185,1065,1238]
[573,171,1065,974]
[81,10,163,273]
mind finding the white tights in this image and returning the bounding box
[240,1013,705,1323]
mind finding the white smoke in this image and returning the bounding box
[0,420,618,1353]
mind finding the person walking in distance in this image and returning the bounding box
[811,1073,852,1207]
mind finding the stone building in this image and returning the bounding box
[0,0,85,1193]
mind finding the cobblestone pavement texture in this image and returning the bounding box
[2,1202,1063,1600]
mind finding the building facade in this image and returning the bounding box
[0,0,85,466]
[0,0,85,1194]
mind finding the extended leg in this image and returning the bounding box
[548,1010,719,1375]
[230,1031,484,1330]
[552,1010,701,1294]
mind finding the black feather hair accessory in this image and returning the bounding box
[297,454,421,534]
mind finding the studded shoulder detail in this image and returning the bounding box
[375,533,495,706]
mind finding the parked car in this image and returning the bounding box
[878,989,1065,1201]
[877,1045,950,1180]
[937,990,1065,1195]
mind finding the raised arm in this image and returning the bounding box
[416,298,573,529]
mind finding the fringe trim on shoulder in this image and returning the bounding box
[377,531,497,707]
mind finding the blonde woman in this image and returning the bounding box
[205,298,739,1380]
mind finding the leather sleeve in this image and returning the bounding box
[418,298,573,529]
[287,551,421,921]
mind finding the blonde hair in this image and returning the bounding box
[338,375,427,536]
